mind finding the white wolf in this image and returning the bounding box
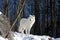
[18,15,35,34]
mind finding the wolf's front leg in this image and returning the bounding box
[28,29,30,34]
[21,30,24,34]
[20,29,24,37]
[25,29,28,34]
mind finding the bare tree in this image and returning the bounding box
[0,12,10,38]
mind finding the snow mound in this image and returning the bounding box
[0,36,8,40]
[0,12,2,15]
[11,32,55,40]
[0,32,60,40]
[55,38,60,40]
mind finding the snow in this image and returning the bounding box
[55,38,60,40]
[0,36,8,40]
[0,31,60,40]
[0,32,60,40]
[0,12,2,15]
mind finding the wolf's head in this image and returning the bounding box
[28,15,35,27]
[28,15,35,22]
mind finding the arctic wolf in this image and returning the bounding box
[18,15,35,34]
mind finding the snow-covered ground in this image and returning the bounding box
[0,32,60,40]
[55,38,60,40]
[0,36,8,40]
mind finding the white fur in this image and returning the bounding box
[18,15,35,34]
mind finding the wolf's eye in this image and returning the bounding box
[30,19,31,21]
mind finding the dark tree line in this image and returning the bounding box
[31,0,58,38]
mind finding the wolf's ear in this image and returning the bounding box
[0,12,2,15]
